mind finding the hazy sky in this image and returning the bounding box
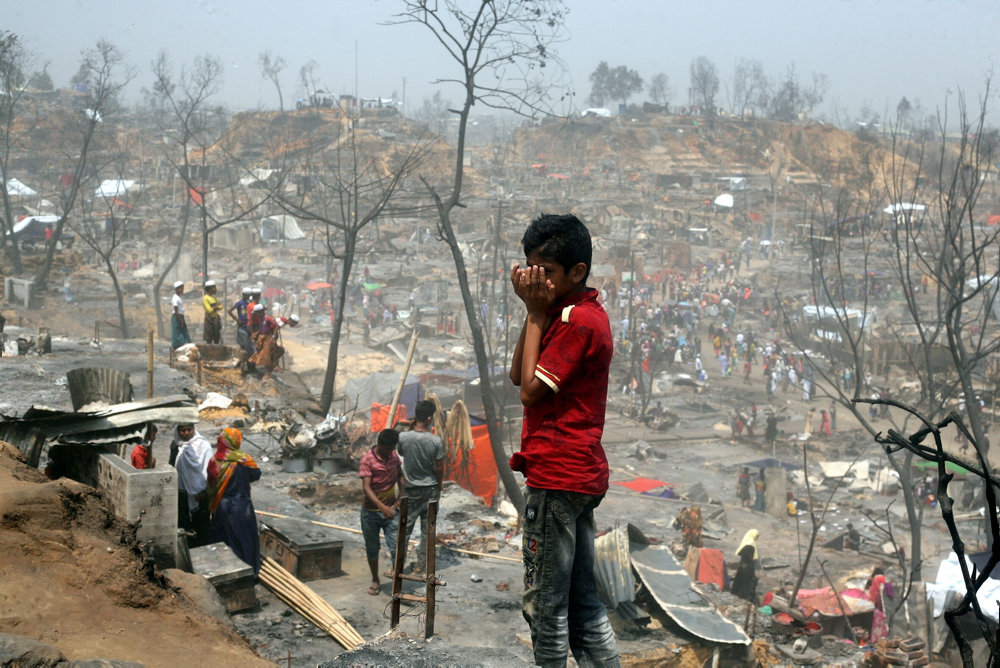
[6,0,999,124]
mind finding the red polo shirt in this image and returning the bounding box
[510,288,613,495]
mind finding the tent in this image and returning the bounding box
[6,178,36,197]
[713,194,734,208]
[95,179,138,198]
[346,372,422,419]
[6,214,60,238]
[260,214,305,241]
[913,460,970,475]
[883,202,925,215]
[927,552,1000,622]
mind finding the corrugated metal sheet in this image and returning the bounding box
[0,394,198,465]
[594,522,750,646]
[631,543,750,645]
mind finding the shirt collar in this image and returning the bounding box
[546,287,598,316]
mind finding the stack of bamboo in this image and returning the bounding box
[259,557,364,650]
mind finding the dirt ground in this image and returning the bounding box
[0,443,271,667]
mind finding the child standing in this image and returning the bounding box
[509,213,620,667]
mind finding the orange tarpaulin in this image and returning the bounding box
[370,403,408,431]
[613,477,673,493]
[369,405,498,506]
[988,214,1000,226]
[696,548,726,589]
[188,187,204,206]
[445,423,498,507]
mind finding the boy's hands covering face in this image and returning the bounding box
[511,263,555,316]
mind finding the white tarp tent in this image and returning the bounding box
[819,460,870,482]
[260,215,305,241]
[883,202,926,215]
[8,214,60,236]
[239,168,277,186]
[95,179,138,198]
[6,178,36,197]
[926,552,1000,622]
[714,193,734,208]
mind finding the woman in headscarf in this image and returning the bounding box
[731,529,760,602]
[866,567,892,643]
[207,427,261,574]
[172,423,213,547]
[672,506,703,547]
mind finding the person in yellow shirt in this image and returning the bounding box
[202,280,222,344]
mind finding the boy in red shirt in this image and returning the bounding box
[509,213,620,667]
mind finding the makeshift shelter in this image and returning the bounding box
[927,551,1000,623]
[94,179,139,198]
[209,221,258,252]
[345,372,422,419]
[6,177,36,197]
[260,214,305,242]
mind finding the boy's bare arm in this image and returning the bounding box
[519,313,550,406]
[510,322,528,385]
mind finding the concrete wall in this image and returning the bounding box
[4,277,33,307]
[97,453,177,568]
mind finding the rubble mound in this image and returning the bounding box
[0,442,271,666]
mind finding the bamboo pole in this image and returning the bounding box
[425,499,438,638]
[260,558,364,649]
[385,326,420,428]
[254,509,522,563]
[147,325,154,398]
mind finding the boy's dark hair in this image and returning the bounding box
[521,213,592,282]
[378,428,399,448]
[415,399,436,424]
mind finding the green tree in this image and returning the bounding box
[588,61,611,106]
[589,62,643,107]
[27,65,53,91]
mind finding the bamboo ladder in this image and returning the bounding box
[389,497,446,638]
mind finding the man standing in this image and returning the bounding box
[359,428,404,596]
[508,213,620,667]
[397,399,445,573]
[228,287,252,354]
[171,281,191,349]
[202,280,222,344]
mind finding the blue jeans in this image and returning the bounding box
[360,506,398,563]
[522,487,620,667]
[403,484,438,562]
